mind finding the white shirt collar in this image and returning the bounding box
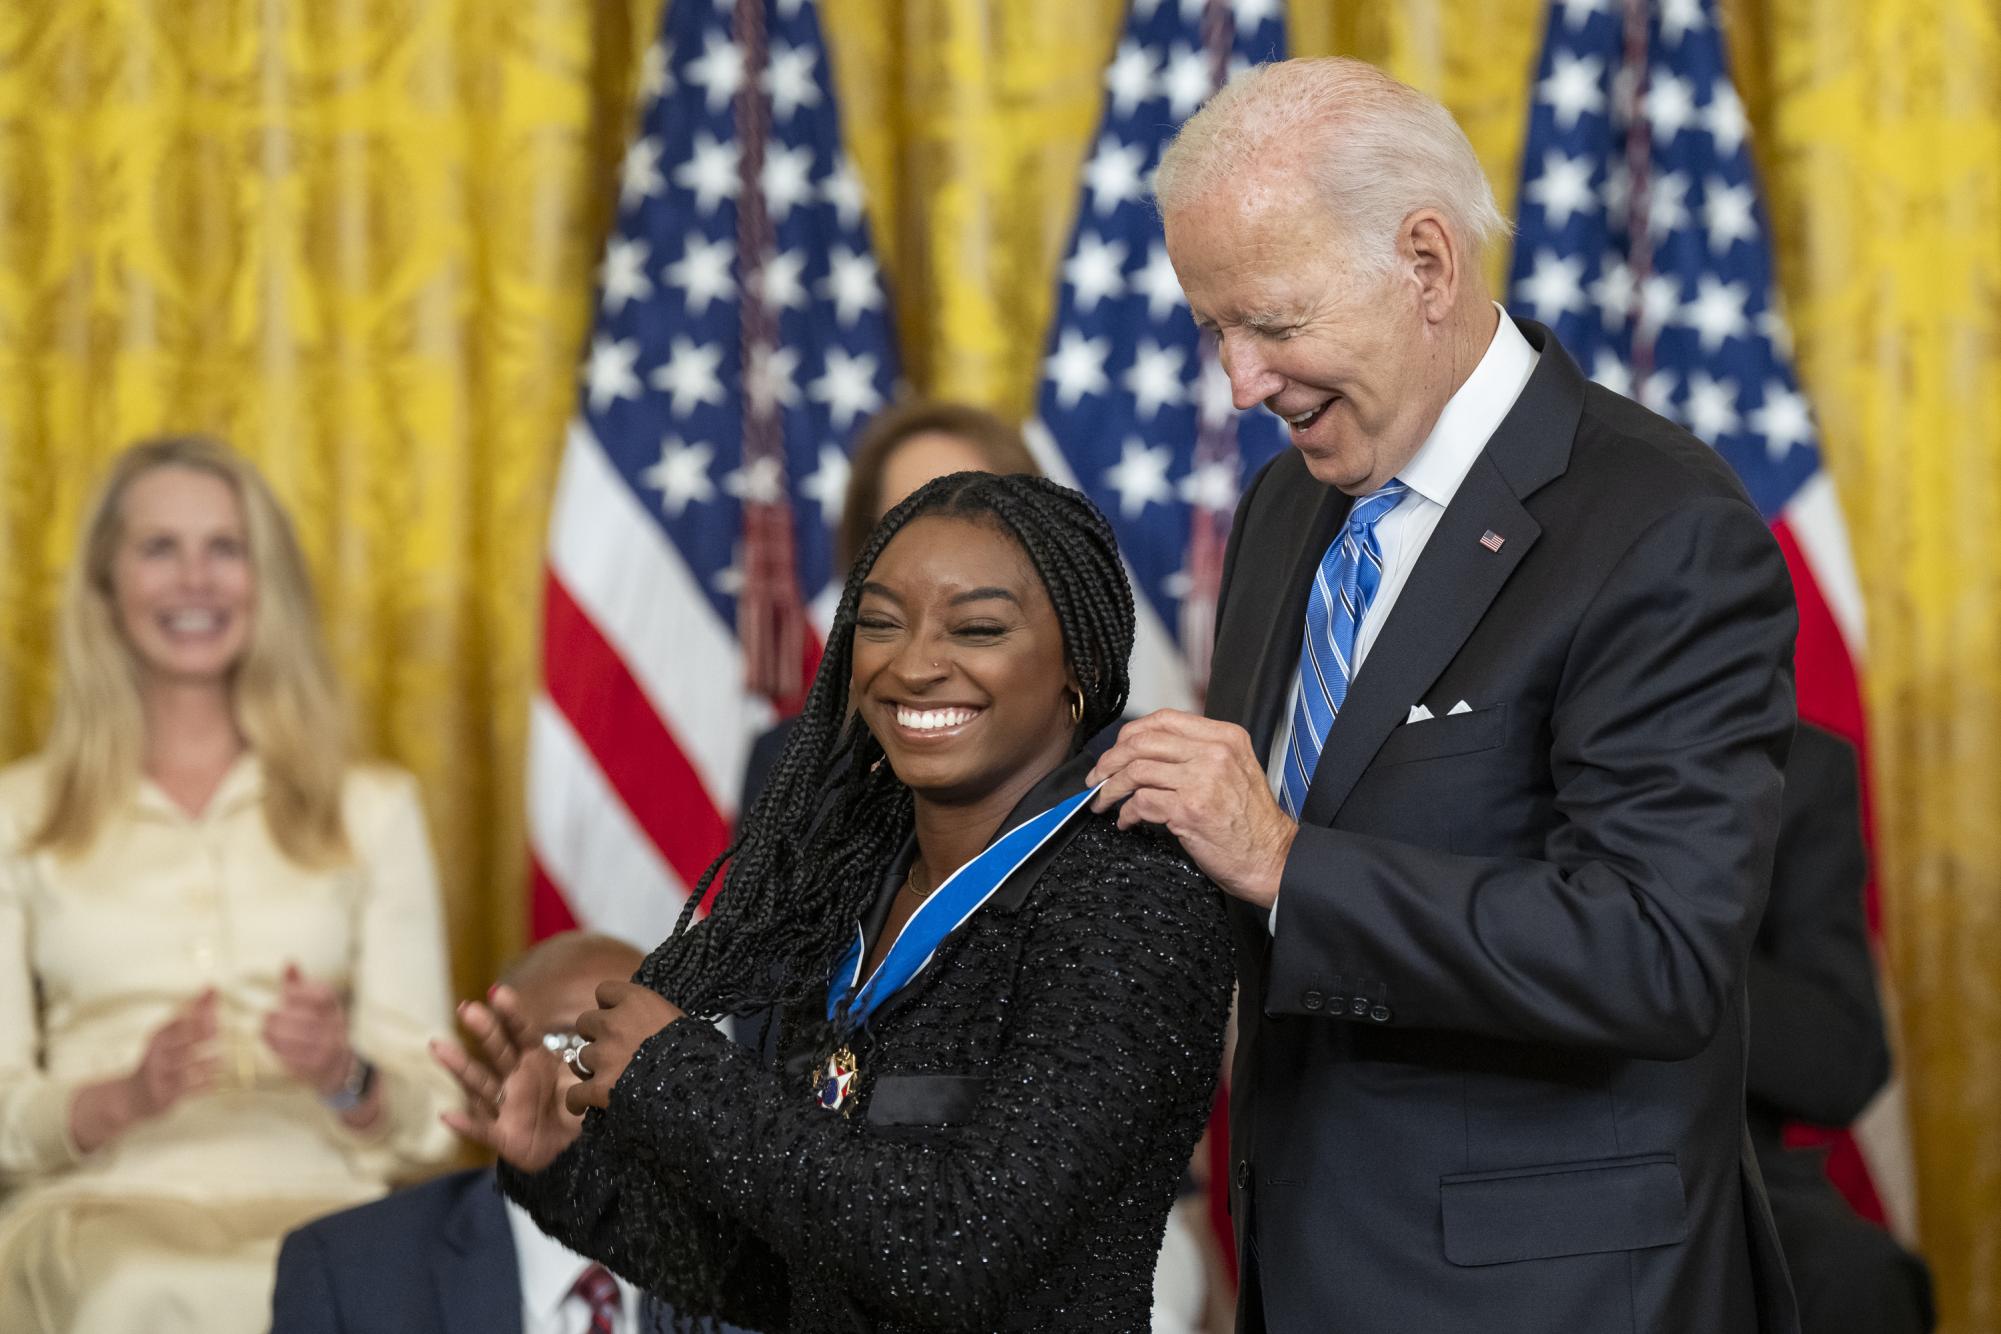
[505,1197,630,1325]
[1395,305,1539,510]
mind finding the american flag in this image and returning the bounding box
[529,0,898,947]
[1506,0,1911,1235]
[1030,0,1289,712]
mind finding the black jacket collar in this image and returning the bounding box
[861,746,1102,945]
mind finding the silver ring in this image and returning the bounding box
[563,1044,594,1080]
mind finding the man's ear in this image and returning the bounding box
[1402,209,1461,325]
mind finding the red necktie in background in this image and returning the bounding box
[569,1263,620,1334]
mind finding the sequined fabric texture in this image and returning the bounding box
[501,815,1232,1333]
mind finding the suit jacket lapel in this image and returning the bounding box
[1298,451,1539,826]
[1297,318,1583,828]
[435,1173,524,1334]
[1244,481,1353,758]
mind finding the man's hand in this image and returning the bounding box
[565,982,685,1115]
[1087,709,1297,911]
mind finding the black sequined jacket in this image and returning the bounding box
[500,755,1233,1333]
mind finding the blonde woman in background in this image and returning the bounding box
[0,436,458,1332]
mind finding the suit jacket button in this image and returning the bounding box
[1301,990,1324,1011]
[1349,997,1369,1018]
[1369,1004,1392,1023]
[1235,1162,1251,1189]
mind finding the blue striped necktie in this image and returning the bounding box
[1278,480,1410,819]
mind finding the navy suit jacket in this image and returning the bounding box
[1208,321,1802,1334]
[271,1168,523,1334]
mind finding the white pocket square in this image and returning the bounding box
[1447,699,1472,715]
[1405,704,1434,724]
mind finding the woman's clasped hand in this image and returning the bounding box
[83,963,367,1147]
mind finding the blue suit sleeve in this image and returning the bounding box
[270,1228,343,1334]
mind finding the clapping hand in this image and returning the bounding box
[68,988,220,1154]
[262,962,357,1096]
[127,988,220,1118]
[432,985,583,1173]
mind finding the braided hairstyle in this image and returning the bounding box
[647,471,1135,1020]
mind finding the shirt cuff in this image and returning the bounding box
[10,1077,88,1174]
[1267,897,1278,936]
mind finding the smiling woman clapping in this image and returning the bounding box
[0,437,457,1333]
[437,473,1231,1334]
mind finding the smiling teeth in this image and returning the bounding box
[164,611,224,633]
[896,706,978,731]
[1287,402,1331,425]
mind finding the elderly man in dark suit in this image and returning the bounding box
[1090,57,1801,1333]
[270,933,659,1334]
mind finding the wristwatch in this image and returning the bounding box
[321,1055,378,1113]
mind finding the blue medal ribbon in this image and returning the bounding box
[813,785,1099,1112]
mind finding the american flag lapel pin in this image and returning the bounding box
[1479,530,1505,552]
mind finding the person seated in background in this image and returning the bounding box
[1752,722,1935,1334]
[271,931,718,1334]
[739,398,1040,811]
[0,435,459,1334]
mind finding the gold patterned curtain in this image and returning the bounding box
[0,1,1993,1326]
[0,0,659,998]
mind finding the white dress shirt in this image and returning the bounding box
[506,1198,642,1334]
[1263,308,1539,927]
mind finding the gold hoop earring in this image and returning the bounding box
[1068,691,1085,726]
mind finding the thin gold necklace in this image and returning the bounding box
[902,861,936,900]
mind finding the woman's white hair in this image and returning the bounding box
[1155,57,1511,273]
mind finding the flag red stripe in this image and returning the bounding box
[541,572,733,892]
[1773,518,1877,926]
[529,852,582,942]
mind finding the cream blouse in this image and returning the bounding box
[0,754,458,1202]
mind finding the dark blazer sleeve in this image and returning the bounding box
[499,921,786,1328]
[1268,494,1795,1057]
[739,718,796,815]
[500,1109,789,1332]
[1746,723,1891,1125]
[270,1228,343,1334]
[577,846,1230,1333]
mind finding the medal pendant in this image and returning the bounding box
[813,1044,860,1115]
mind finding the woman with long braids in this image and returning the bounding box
[435,473,1232,1332]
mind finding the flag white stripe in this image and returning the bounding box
[546,419,767,817]
[1783,472,1867,655]
[526,695,687,950]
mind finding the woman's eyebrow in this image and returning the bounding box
[859,581,903,604]
[948,587,1019,607]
